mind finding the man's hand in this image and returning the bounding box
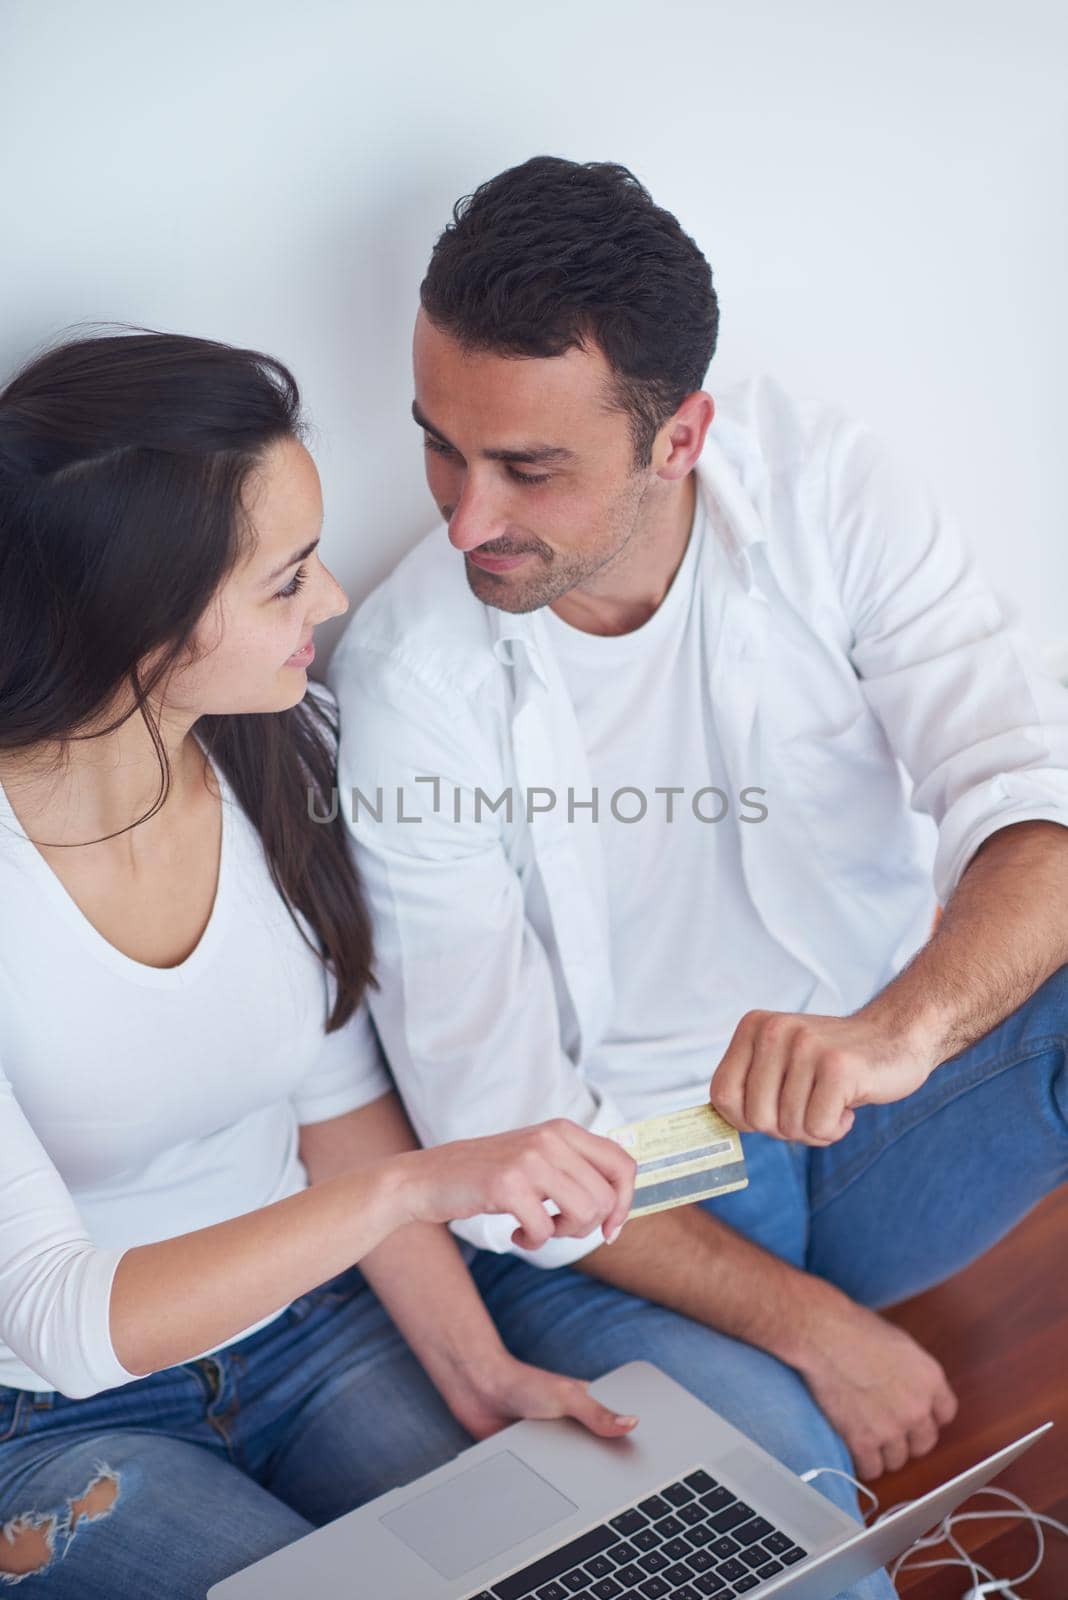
[432,1346,639,1444]
[792,1287,958,1479]
[709,1009,937,1145]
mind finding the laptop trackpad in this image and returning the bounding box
[380,1449,578,1580]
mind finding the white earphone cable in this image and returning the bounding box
[798,1468,1068,1598]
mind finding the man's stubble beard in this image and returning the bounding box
[462,474,652,616]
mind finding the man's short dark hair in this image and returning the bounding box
[420,156,719,466]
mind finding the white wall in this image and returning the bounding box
[3,0,1066,664]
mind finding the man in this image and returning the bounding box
[329,157,1068,1588]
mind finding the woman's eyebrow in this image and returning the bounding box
[262,537,320,586]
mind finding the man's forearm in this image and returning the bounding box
[576,1191,959,1481]
[710,819,1068,1144]
[863,819,1068,1064]
[576,1200,836,1369]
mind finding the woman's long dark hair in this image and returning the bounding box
[0,326,372,1030]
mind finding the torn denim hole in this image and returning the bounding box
[0,1465,120,1585]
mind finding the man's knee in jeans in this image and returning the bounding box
[988,962,1068,1134]
[1004,961,1068,1049]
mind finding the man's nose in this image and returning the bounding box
[446,477,509,553]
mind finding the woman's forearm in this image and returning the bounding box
[109,1156,406,1376]
[360,1219,508,1384]
[299,1093,508,1383]
[110,1092,634,1385]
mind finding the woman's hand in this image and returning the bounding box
[434,1346,639,1443]
[396,1118,637,1250]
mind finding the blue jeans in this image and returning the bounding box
[0,1272,470,1596]
[2,968,1065,1597]
[466,962,1068,1600]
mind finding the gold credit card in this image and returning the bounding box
[608,1103,748,1218]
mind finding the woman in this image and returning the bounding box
[0,329,637,1596]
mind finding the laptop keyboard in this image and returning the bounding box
[466,1468,808,1599]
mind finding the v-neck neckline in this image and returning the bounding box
[0,736,235,989]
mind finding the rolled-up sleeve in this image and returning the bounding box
[329,645,625,1267]
[0,1064,137,1399]
[823,417,1068,905]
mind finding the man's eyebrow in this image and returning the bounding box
[411,401,575,466]
[262,537,320,586]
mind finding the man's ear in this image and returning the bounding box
[655,391,715,481]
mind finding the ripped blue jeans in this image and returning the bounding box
[0,1269,471,1596]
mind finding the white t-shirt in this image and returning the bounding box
[543,493,818,1125]
[0,722,389,1398]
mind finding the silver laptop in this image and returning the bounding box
[209,1360,1051,1600]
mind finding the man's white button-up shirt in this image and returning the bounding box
[329,374,1068,1266]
